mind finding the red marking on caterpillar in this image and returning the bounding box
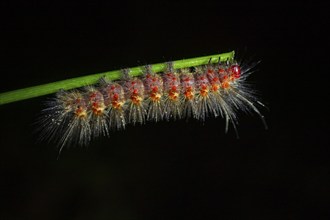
[180,68,197,119]
[163,62,182,120]
[100,79,126,130]
[122,69,146,126]
[143,65,164,122]
[85,87,108,138]
[194,67,216,121]
[37,58,267,153]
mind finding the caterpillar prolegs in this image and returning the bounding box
[37,55,267,152]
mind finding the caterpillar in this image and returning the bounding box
[35,53,267,153]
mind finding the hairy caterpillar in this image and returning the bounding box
[36,55,267,153]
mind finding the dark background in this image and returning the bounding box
[0,1,329,219]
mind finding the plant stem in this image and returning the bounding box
[0,51,235,105]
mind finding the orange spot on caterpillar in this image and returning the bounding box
[75,106,87,118]
[200,85,209,97]
[184,87,194,100]
[150,92,161,101]
[169,91,179,100]
[222,81,230,89]
[131,95,143,105]
[211,84,219,92]
[111,100,123,109]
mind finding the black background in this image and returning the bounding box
[0,1,329,219]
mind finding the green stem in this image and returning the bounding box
[0,51,235,105]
